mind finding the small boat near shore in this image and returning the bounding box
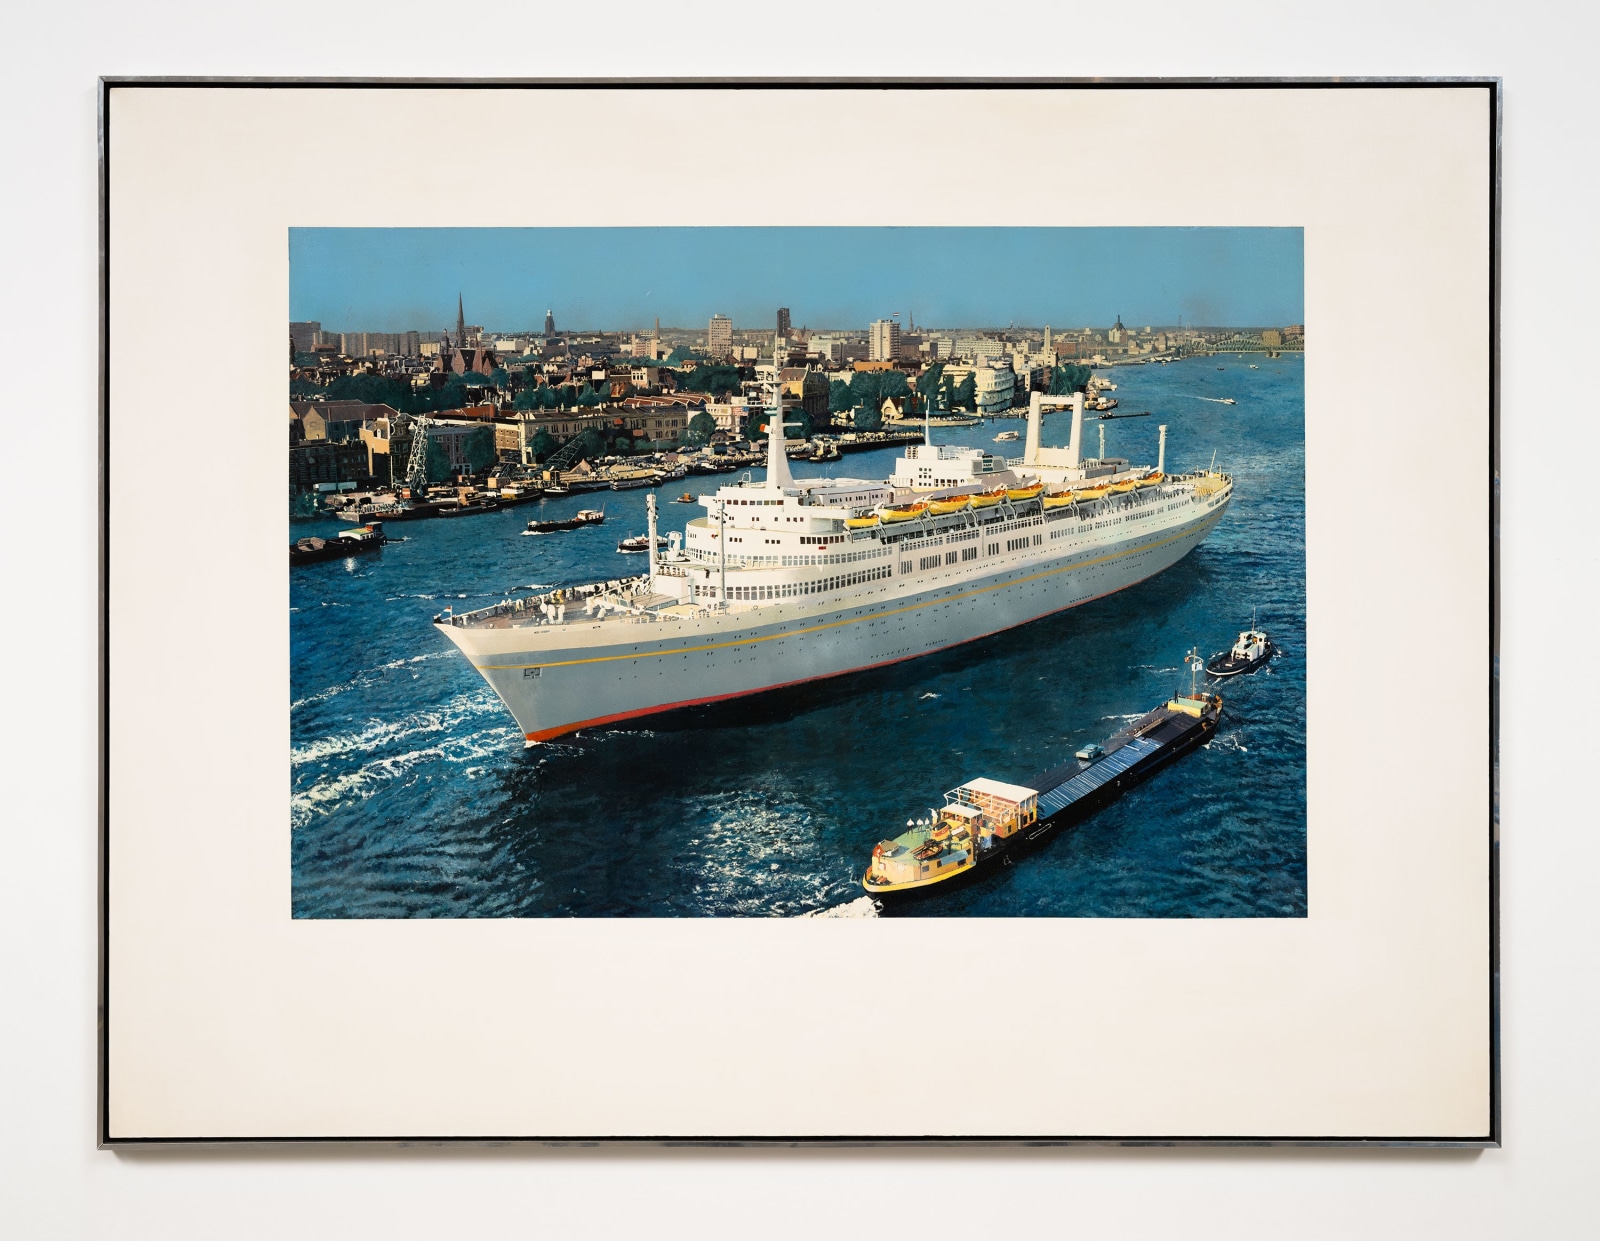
[437,498,501,517]
[525,508,605,535]
[609,473,664,491]
[617,533,669,553]
[291,521,389,566]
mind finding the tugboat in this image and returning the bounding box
[617,533,669,554]
[524,508,605,535]
[1205,612,1276,678]
[673,491,698,504]
[862,648,1223,902]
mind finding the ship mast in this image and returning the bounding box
[646,491,659,579]
[717,496,727,609]
[764,338,799,491]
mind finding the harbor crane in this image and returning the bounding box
[403,412,431,491]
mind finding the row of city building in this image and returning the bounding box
[294,299,1303,372]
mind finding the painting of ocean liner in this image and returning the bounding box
[288,227,1306,919]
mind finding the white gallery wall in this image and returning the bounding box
[1,1,1594,1237]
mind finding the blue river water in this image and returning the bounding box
[291,355,1305,918]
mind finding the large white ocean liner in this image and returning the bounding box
[434,374,1233,744]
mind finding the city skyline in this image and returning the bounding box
[289,227,1304,334]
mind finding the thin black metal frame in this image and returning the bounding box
[97,75,1501,1150]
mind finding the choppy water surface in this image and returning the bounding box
[291,356,1305,918]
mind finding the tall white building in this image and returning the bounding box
[810,335,843,364]
[869,318,900,362]
[944,361,1017,416]
[954,335,1002,361]
[708,314,734,355]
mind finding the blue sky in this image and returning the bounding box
[289,227,1302,333]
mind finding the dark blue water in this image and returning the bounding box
[291,355,1305,918]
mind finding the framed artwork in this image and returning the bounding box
[100,77,1497,1144]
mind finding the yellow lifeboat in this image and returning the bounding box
[1135,470,1164,488]
[1006,483,1044,502]
[927,496,971,516]
[1071,484,1110,502]
[879,502,928,524]
[1041,491,1076,510]
[844,513,881,529]
[968,490,1005,509]
[1107,480,1138,495]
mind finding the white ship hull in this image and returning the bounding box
[436,488,1230,742]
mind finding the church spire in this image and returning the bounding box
[457,293,465,343]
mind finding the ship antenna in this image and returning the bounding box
[1185,645,1204,698]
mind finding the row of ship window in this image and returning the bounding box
[902,516,1039,555]
[691,566,892,601]
[912,545,984,572]
[686,546,886,568]
[687,510,1164,602]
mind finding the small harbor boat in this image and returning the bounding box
[617,533,669,554]
[993,429,1021,442]
[290,521,388,567]
[609,472,665,491]
[1205,615,1276,678]
[525,508,605,535]
[673,492,697,504]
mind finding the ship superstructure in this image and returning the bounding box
[434,363,1233,743]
